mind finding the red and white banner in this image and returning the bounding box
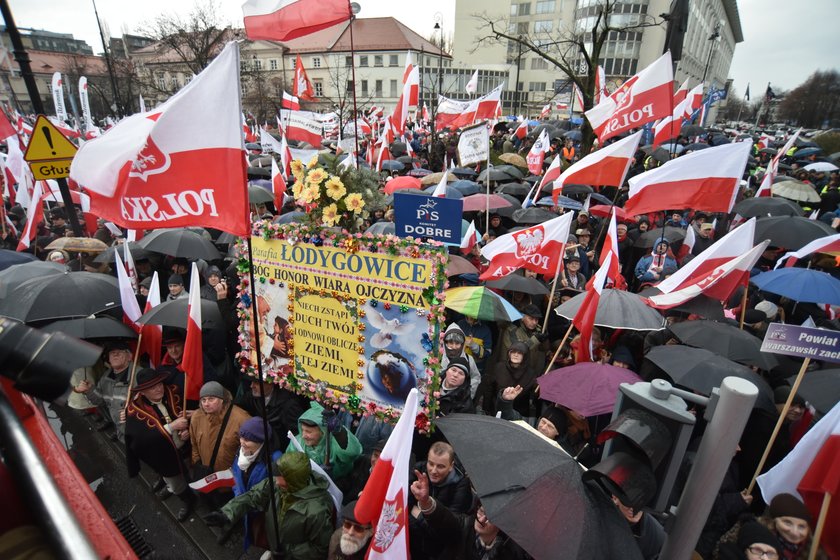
[594,65,608,104]
[514,121,528,140]
[242,0,351,42]
[141,271,163,368]
[431,171,447,198]
[585,51,673,141]
[526,129,550,175]
[436,83,504,131]
[271,158,285,209]
[538,153,563,195]
[757,128,802,198]
[69,42,248,236]
[480,213,573,280]
[574,84,584,112]
[465,69,479,95]
[539,103,551,119]
[183,264,204,402]
[676,224,695,261]
[573,252,612,362]
[293,55,314,100]
[403,52,419,106]
[115,252,142,331]
[599,209,621,283]
[281,91,300,110]
[460,221,478,254]
[776,233,840,269]
[15,179,42,252]
[624,140,752,216]
[355,389,419,559]
[681,83,704,119]
[673,78,689,106]
[284,110,323,147]
[552,131,641,201]
[189,469,236,493]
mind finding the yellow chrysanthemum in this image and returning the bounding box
[325,177,346,200]
[291,179,305,199]
[300,185,320,204]
[321,203,339,226]
[345,192,365,213]
[307,155,319,169]
[307,168,327,185]
[290,160,305,179]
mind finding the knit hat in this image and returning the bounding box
[168,274,184,286]
[611,346,636,369]
[139,276,153,289]
[199,381,225,400]
[239,417,270,443]
[737,521,782,552]
[743,309,767,325]
[446,356,471,377]
[773,386,806,408]
[768,493,812,523]
[540,406,567,435]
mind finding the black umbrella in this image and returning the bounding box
[709,135,731,146]
[380,160,405,172]
[436,414,644,560]
[395,155,416,165]
[0,260,66,297]
[477,168,515,182]
[668,320,778,370]
[496,164,526,179]
[93,242,152,264]
[511,207,557,224]
[754,216,836,250]
[733,197,805,218]
[245,142,262,152]
[450,180,481,196]
[681,125,706,137]
[650,147,671,163]
[638,287,724,320]
[0,249,37,271]
[494,194,522,218]
[451,167,478,178]
[683,143,711,151]
[496,182,531,197]
[632,227,687,249]
[41,316,138,340]
[557,184,593,196]
[788,369,840,414]
[247,166,271,179]
[139,229,222,260]
[0,271,120,323]
[759,148,778,156]
[644,345,775,411]
[248,184,274,204]
[554,289,665,331]
[485,274,550,295]
[137,297,224,329]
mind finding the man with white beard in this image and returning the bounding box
[328,501,373,560]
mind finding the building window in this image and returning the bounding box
[536,0,555,14]
[531,58,549,70]
[359,55,368,67]
[390,79,398,97]
[274,83,282,98]
[375,80,383,96]
[312,57,321,68]
[345,56,352,67]
[314,80,323,97]
[517,22,529,34]
[389,54,399,67]
[374,55,383,67]
[518,2,531,15]
[346,80,354,94]
[269,59,278,71]
[534,20,553,33]
[425,56,431,66]
[253,59,262,70]
[156,73,166,90]
[528,82,546,92]
[361,80,369,96]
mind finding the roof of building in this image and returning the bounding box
[722,0,744,43]
[1,49,108,76]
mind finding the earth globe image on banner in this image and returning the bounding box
[367,349,417,403]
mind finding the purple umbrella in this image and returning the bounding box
[537,362,641,417]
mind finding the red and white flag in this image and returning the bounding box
[183,263,204,402]
[574,84,584,112]
[538,153,564,195]
[514,121,529,140]
[594,65,608,104]
[271,157,286,209]
[539,103,551,119]
[757,134,773,151]
[757,400,840,560]
[281,91,300,110]
[284,111,323,147]
[624,140,752,216]
[115,251,142,330]
[436,83,504,131]
[527,129,550,175]
[355,389,419,559]
[293,55,314,100]
[460,221,478,254]
[681,84,704,119]
[480,213,574,280]
[599,209,621,282]
[776,233,840,269]
[69,42,248,236]
[124,241,139,293]
[403,52,419,106]
[431,171,447,198]
[141,271,163,368]
[673,78,689,106]
[421,103,430,123]
[552,131,642,201]
[758,128,802,198]
[585,51,673,141]
[15,180,42,252]
[676,224,695,261]
[465,69,479,95]
[573,252,613,362]
[189,469,236,493]
[242,0,351,42]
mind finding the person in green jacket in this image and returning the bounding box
[288,401,362,481]
[204,451,335,559]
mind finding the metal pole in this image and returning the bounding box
[659,377,758,560]
[91,0,122,117]
[348,18,360,158]
[515,38,522,116]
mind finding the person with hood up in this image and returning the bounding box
[206,451,335,560]
[456,315,493,376]
[288,401,362,481]
[441,323,482,398]
[479,341,537,417]
[496,304,551,378]
[437,357,476,416]
[635,238,678,284]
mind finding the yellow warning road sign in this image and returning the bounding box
[23,115,78,163]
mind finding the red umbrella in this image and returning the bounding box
[446,254,478,276]
[462,193,514,212]
[383,176,422,194]
[537,362,641,417]
[588,204,629,221]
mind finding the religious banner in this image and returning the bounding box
[239,224,447,427]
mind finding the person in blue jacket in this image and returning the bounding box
[634,239,678,285]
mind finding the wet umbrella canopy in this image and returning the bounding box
[139,228,222,260]
[0,271,120,324]
[554,289,666,331]
[137,297,224,329]
[753,216,835,251]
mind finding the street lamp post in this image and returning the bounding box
[700,22,721,85]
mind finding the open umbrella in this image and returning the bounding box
[451,167,478,178]
[638,287,724,320]
[498,153,528,168]
[248,184,274,204]
[94,242,151,264]
[788,369,840,414]
[420,171,457,186]
[549,196,583,211]
[554,289,665,331]
[588,204,628,221]
[496,182,532,197]
[803,161,838,173]
[559,184,593,196]
[275,211,306,224]
[496,164,527,178]
[407,168,433,177]
[486,274,550,295]
[733,197,805,218]
[751,267,840,305]
[380,160,405,172]
[495,194,523,218]
[247,166,270,178]
[771,180,820,203]
[682,125,706,137]
[450,180,481,196]
[41,316,138,340]
[754,216,835,250]
[477,167,513,182]
[684,143,711,151]
[446,254,478,276]
[0,261,66,297]
[436,414,645,560]
[0,271,120,323]
[45,237,109,254]
[644,345,775,411]
[396,155,417,165]
[137,296,224,329]
[538,363,641,417]
[632,226,687,249]
[563,130,582,141]
[462,193,513,212]
[444,286,523,322]
[422,185,464,198]
[668,320,778,370]
[139,228,222,260]
[793,147,822,159]
[511,207,557,224]
[365,221,395,235]
[0,249,37,271]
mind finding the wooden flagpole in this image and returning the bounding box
[122,332,144,413]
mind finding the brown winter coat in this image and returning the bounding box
[189,396,250,471]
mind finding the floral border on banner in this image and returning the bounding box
[235,221,449,431]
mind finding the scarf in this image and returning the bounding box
[237,444,263,471]
[646,250,667,274]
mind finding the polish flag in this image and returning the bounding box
[242,0,351,42]
[421,103,430,123]
[514,121,529,140]
[465,69,479,95]
[293,55,314,100]
[552,131,642,201]
[183,263,204,402]
[281,91,300,110]
[285,111,323,147]
[15,179,42,252]
[392,65,419,135]
[594,65,608,104]
[599,209,621,282]
[480,213,574,280]
[69,42,249,236]
[585,51,673,141]
[375,141,392,172]
[573,252,613,362]
[757,134,773,151]
[539,103,551,119]
[538,153,564,195]
[0,109,17,140]
[437,84,504,130]
[624,140,752,216]
[189,469,236,493]
[355,389,419,559]
[271,158,286,209]
[124,240,139,293]
[652,115,681,148]
[403,52,419,106]
[757,128,802,197]
[141,271,163,368]
[673,78,690,106]
[242,113,257,143]
[574,84,584,111]
[681,84,704,119]
[676,225,695,261]
[776,233,840,269]
[646,241,768,309]
[460,221,478,254]
[431,171,448,198]
[527,129,550,175]
[115,251,142,330]
[757,400,840,560]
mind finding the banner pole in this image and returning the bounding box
[808,492,831,560]
[542,322,575,377]
[122,331,144,414]
[485,137,491,236]
[348,14,361,159]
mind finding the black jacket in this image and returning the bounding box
[409,461,474,559]
[234,386,308,450]
[424,500,530,560]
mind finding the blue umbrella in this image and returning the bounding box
[794,147,822,159]
[564,130,582,141]
[451,180,482,196]
[589,192,612,205]
[421,185,464,199]
[538,195,582,210]
[0,249,37,271]
[407,168,433,177]
[752,268,840,305]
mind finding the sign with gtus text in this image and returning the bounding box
[761,323,840,362]
[394,192,464,245]
[23,115,78,179]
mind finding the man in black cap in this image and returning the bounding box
[48,207,67,237]
[167,274,188,300]
[496,304,550,375]
[125,368,195,521]
[327,501,373,560]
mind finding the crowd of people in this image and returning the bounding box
[1,117,837,560]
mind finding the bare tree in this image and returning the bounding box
[777,70,840,129]
[473,0,664,151]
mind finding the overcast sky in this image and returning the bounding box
[6,0,838,96]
